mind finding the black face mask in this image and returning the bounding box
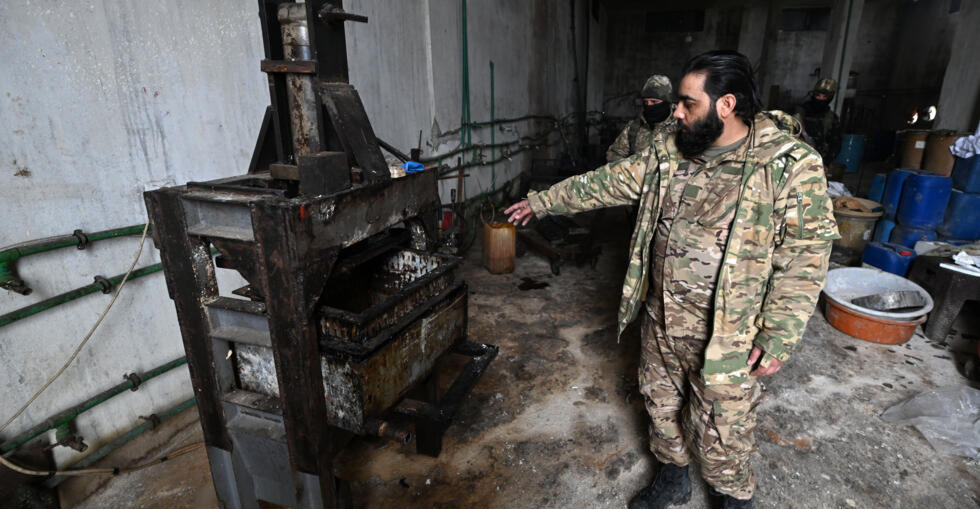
[806,97,831,114]
[643,102,672,126]
[676,103,724,158]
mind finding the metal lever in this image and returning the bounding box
[318,5,368,24]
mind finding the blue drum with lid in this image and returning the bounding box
[836,134,865,174]
[896,173,953,229]
[939,189,980,240]
[882,169,917,219]
[873,218,897,243]
[952,156,980,193]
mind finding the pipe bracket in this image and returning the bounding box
[139,414,161,429]
[123,372,142,391]
[93,275,113,294]
[73,229,89,250]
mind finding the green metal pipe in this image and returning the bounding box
[419,139,524,164]
[1,224,148,295]
[44,397,197,488]
[834,0,855,114]
[0,225,147,263]
[0,263,164,328]
[460,0,469,150]
[490,60,496,193]
[438,114,556,138]
[1,357,188,454]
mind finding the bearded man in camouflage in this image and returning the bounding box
[506,51,838,509]
[607,74,678,162]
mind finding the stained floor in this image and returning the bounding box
[66,218,980,509]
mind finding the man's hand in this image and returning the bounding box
[505,200,535,226]
[747,346,782,376]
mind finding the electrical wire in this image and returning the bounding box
[0,441,204,477]
[0,221,151,437]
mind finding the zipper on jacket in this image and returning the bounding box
[796,191,804,237]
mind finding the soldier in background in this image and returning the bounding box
[795,78,842,165]
[506,51,838,509]
[607,74,678,162]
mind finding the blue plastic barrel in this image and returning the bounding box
[882,169,917,219]
[836,134,865,174]
[873,218,897,243]
[862,242,917,276]
[867,173,887,203]
[938,189,980,240]
[890,225,938,247]
[896,173,953,229]
[952,155,980,193]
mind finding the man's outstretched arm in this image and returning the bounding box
[507,149,660,225]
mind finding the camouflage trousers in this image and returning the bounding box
[638,309,763,500]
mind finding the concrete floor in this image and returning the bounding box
[65,219,980,509]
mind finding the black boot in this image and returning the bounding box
[719,494,753,509]
[628,463,692,509]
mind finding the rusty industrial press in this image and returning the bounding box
[143,2,497,508]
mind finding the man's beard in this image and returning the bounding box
[676,105,724,157]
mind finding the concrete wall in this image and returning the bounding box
[600,0,836,117]
[601,1,740,120]
[764,29,827,109]
[935,0,980,132]
[600,0,969,132]
[347,0,598,202]
[0,0,591,467]
[0,0,266,467]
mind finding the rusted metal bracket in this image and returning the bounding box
[260,59,317,74]
[389,340,499,457]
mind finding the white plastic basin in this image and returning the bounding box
[823,267,933,321]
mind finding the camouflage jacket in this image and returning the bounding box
[606,116,678,162]
[528,111,839,385]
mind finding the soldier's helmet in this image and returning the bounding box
[641,74,673,101]
[813,78,838,98]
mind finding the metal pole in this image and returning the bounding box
[279,3,322,157]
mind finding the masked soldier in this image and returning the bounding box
[795,78,842,165]
[506,51,838,509]
[607,74,678,162]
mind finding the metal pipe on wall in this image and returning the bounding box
[0,264,163,328]
[0,224,147,295]
[43,397,197,488]
[0,357,189,454]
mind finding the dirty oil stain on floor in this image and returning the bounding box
[518,277,549,291]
